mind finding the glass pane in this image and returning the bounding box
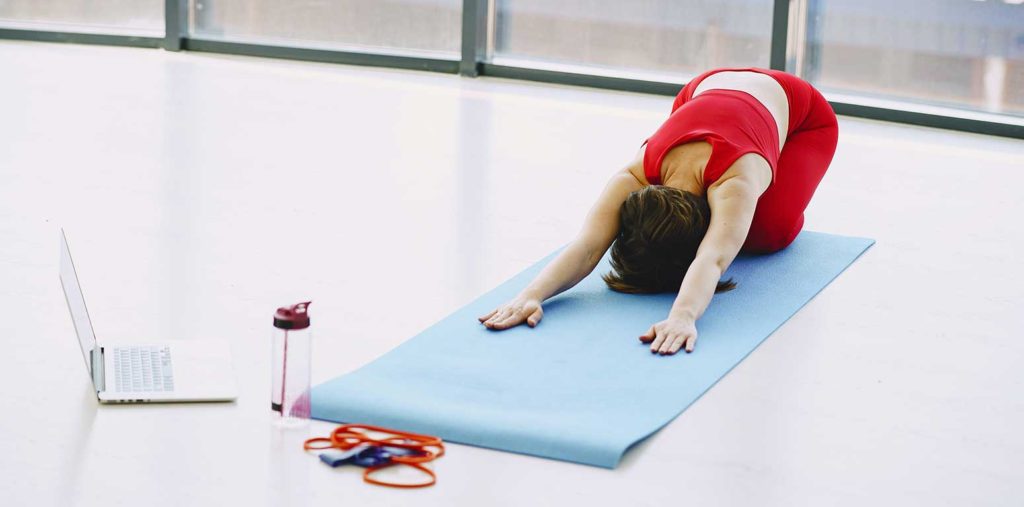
[0,0,163,36]
[492,0,775,81]
[191,0,462,58]
[797,0,1024,117]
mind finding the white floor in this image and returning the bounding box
[1,40,1022,507]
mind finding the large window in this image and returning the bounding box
[793,0,1024,117]
[0,0,1019,136]
[491,0,775,82]
[189,0,462,58]
[0,0,163,36]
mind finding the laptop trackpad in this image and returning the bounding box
[168,341,237,400]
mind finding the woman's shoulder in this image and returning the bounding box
[709,154,773,196]
[625,145,648,184]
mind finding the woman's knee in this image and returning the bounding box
[743,216,804,253]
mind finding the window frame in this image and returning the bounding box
[0,0,1018,139]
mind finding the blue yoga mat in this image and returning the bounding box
[312,231,873,468]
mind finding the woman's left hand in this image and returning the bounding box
[639,316,698,355]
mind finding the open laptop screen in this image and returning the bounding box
[59,229,98,383]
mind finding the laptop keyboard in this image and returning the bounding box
[113,346,174,393]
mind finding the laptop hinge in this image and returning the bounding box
[91,347,105,393]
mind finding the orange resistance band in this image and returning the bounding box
[304,424,446,488]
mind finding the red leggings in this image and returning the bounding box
[675,69,839,253]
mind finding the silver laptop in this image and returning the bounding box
[60,229,237,403]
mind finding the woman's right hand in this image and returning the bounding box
[478,296,544,330]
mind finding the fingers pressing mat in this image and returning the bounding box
[311,231,874,468]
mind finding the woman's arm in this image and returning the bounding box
[480,169,642,330]
[642,158,770,354]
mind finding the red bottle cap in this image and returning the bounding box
[274,301,311,330]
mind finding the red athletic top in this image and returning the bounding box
[644,75,782,188]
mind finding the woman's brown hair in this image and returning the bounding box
[603,186,736,294]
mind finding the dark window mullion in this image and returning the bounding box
[770,0,791,71]
[461,0,488,76]
[164,0,187,51]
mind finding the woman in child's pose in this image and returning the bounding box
[479,68,839,356]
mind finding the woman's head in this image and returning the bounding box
[603,186,735,294]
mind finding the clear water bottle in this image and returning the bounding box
[271,301,312,426]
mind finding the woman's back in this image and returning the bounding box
[691,70,790,148]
